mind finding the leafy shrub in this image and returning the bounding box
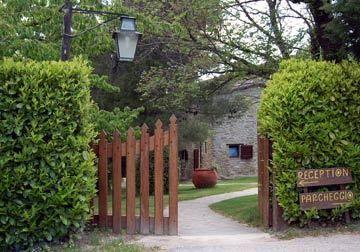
[0,58,96,249]
[258,59,360,225]
[89,105,143,139]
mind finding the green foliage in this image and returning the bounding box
[89,105,143,139]
[90,74,120,93]
[0,58,96,249]
[1,0,298,137]
[0,0,114,61]
[326,0,360,60]
[0,1,124,93]
[137,66,202,113]
[179,118,212,145]
[292,0,360,61]
[258,59,360,225]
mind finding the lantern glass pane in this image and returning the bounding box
[121,18,136,31]
[117,31,139,61]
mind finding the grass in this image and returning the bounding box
[94,176,258,215]
[46,228,152,252]
[209,194,261,227]
[178,176,257,201]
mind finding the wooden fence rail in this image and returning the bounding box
[91,115,178,235]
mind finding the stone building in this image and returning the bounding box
[180,78,265,179]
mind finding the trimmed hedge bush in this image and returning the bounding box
[258,59,360,225]
[0,58,96,249]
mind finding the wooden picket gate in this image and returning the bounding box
[91,115,178,235]
[258,135,287,231]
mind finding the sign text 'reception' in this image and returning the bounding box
[297,167,352,187]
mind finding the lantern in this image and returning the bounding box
[113,16,142,61]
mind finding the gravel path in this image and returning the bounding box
[135,188,360,251]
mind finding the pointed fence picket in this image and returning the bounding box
[154,119,164,235]
[92,116,179,235]
[112,131,122,233]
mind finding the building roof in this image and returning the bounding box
[230,77,267,93]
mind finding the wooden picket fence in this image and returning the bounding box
[91,115,179,235]
[258,135,287,231]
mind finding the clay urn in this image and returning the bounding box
[192,168,218,189]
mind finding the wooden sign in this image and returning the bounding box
[297,167,352,187]
[300,190,354,210]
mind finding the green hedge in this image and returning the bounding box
[0,58,96,249]
[258,59,360,225]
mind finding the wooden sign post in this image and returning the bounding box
[297,167,353,221]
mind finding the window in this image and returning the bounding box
[228,144,253,159]
[241,145,253,159]
[228,145,240,158]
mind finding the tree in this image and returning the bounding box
[326,0,360,60]
[182,0,311,77]
[0,0,186,129]
[0,1,317,142]
[134,0,312,121]
[290,0,360,61]
[0,0,113,60]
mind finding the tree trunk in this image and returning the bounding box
[309,29,321,60]
[307,0,342,61]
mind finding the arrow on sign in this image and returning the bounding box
[332,202,350,205]
[298,180,319,187]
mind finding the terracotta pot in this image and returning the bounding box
[192,168,217,189]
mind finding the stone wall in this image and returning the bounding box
[209,81,264,178]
